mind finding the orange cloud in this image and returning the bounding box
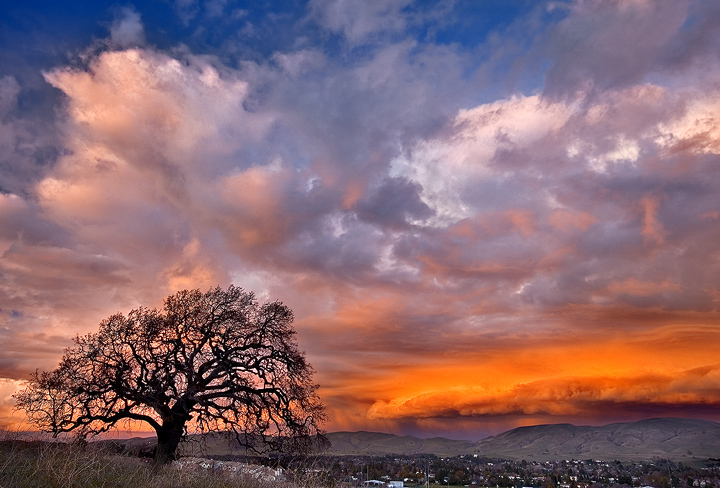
[548,209,596,231]
[640,196,665,245]
[506,210,536,237]
[607,277,680,296]
[310,319,720,432]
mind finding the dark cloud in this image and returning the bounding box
[0,76,61,196]
[544,0,688,98]
[356,177,434,229]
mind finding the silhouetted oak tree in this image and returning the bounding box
[14,285,326,466]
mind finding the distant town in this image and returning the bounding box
[281,454,720,488]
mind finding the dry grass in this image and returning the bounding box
[0,436,319,488]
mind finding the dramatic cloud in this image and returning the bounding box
[1,0,720,438]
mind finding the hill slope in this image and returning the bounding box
[325,431,475,456]
[471,418,720,461]
[326,418,720,460]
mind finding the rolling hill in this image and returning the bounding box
[326,418,720,461]
[100,418,720,461]
[470,418,720,461]
[325,431,475,457]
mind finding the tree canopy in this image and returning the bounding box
[14,285,326,466]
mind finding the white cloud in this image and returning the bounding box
[308,0,412,45]
[391,95,572,226]
[110,7,146,48]
[587,135,641,173]
[656,92,720,155]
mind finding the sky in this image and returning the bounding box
[1,0,720,441]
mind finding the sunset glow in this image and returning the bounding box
[2,0,720,440]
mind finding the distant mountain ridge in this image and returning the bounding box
[326,418,720,461]
[325,431,475,457]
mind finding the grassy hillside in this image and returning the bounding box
[0,438,293,488]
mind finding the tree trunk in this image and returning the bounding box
[154,419,185,468]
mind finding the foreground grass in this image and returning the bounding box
[0,439,297,488]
